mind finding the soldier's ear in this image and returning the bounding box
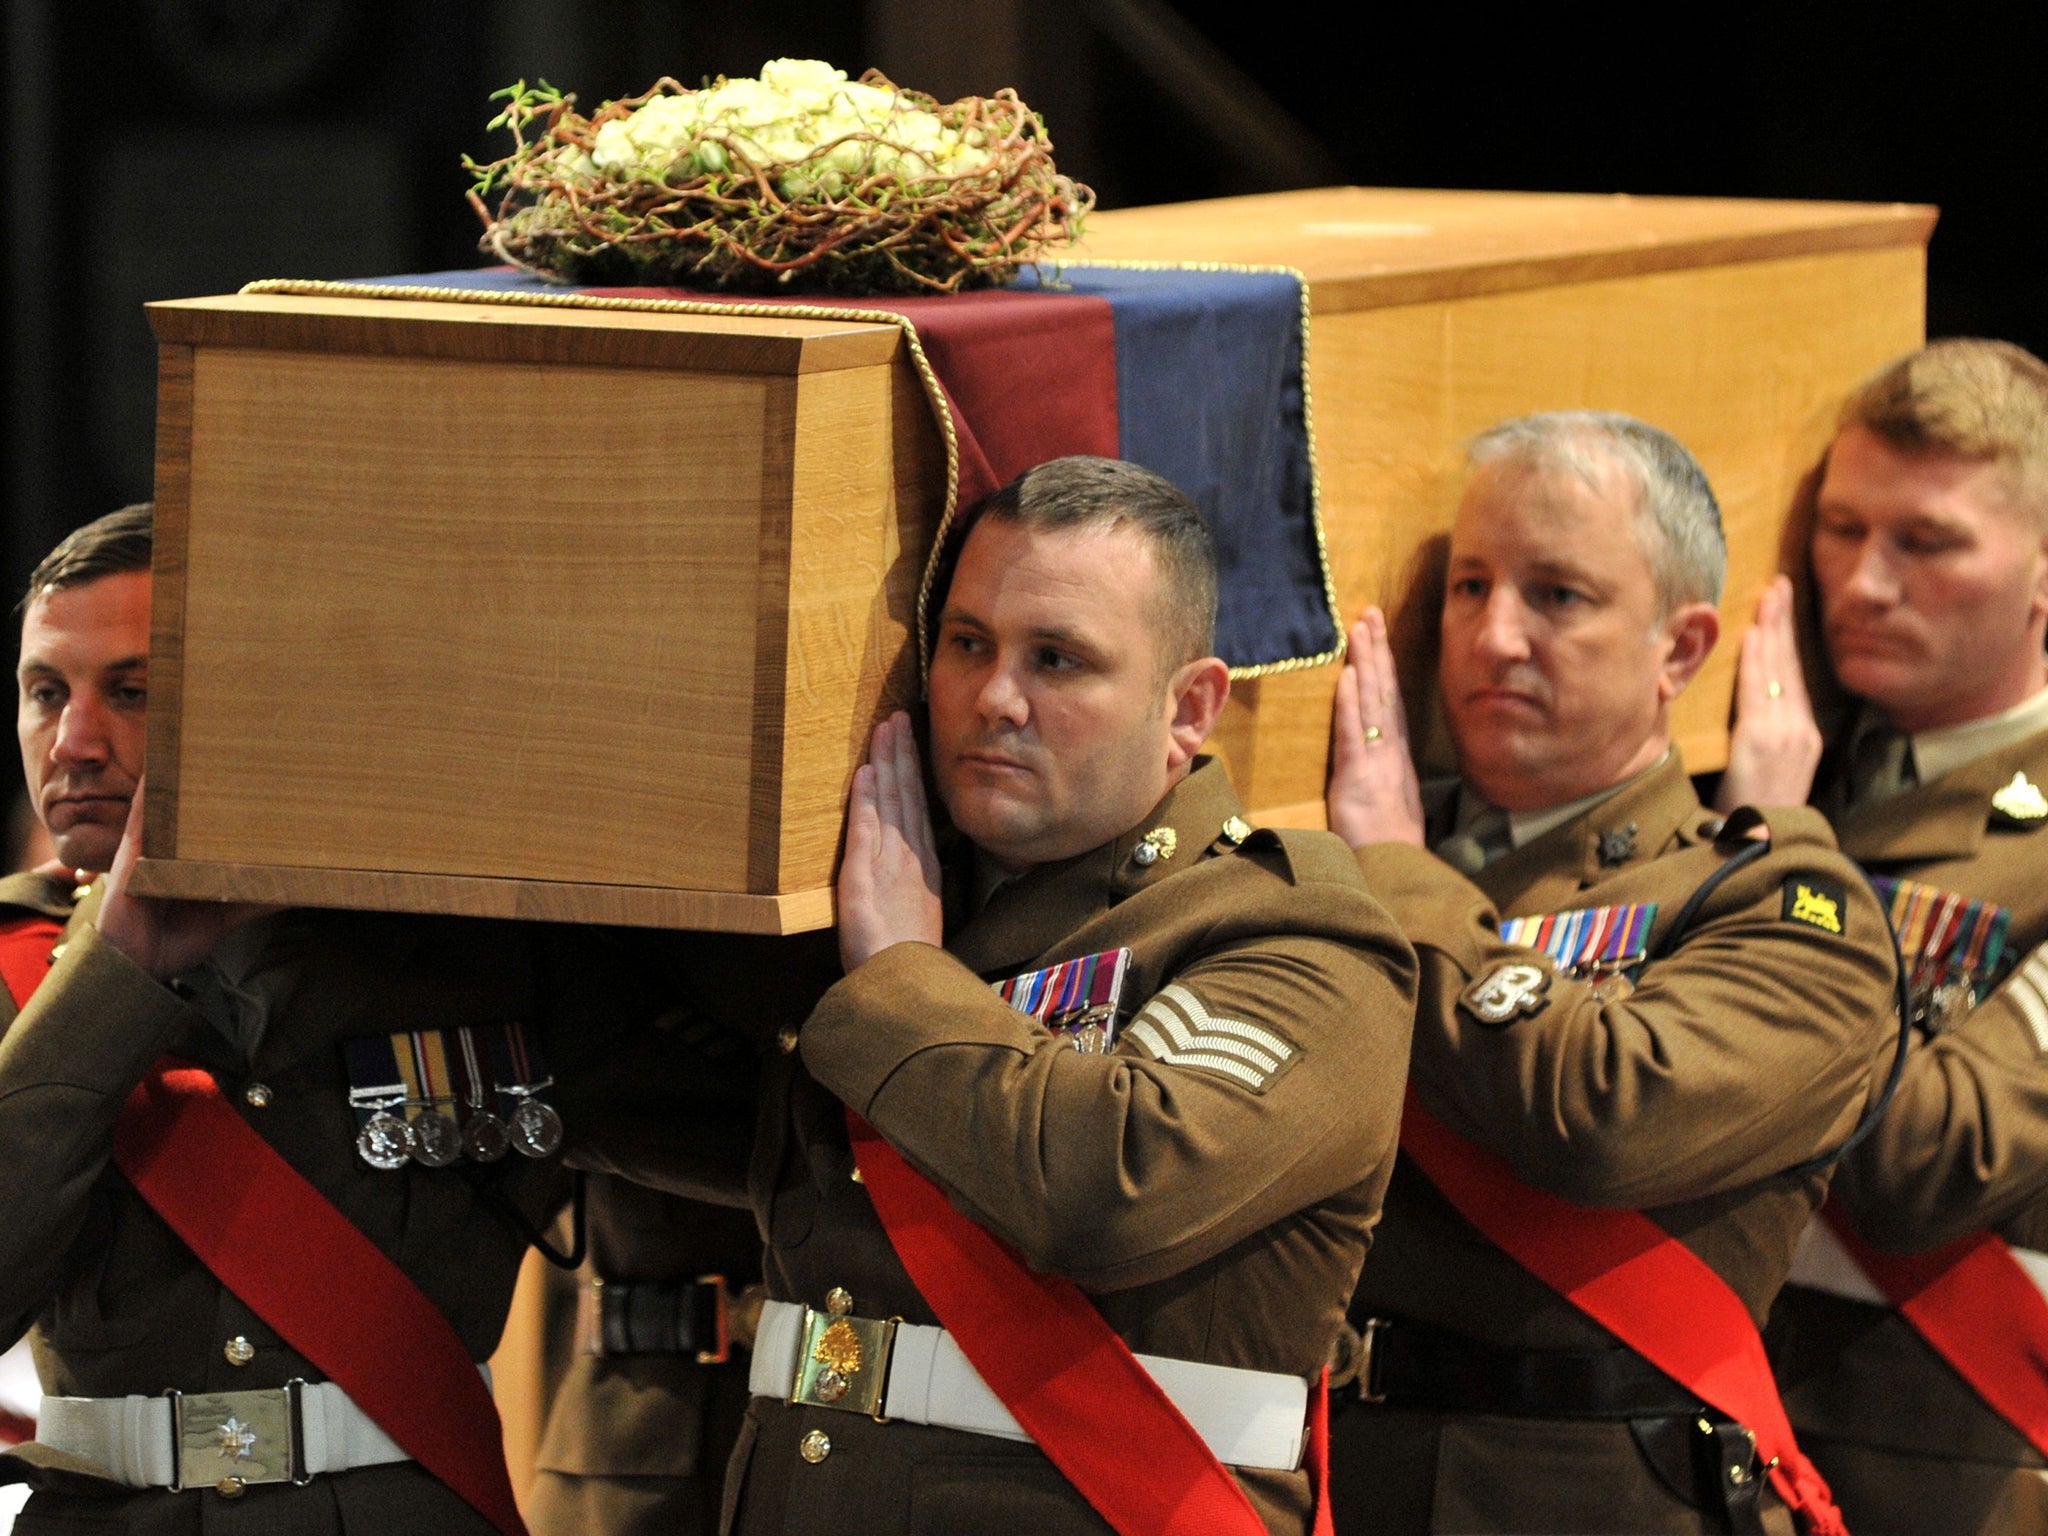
[1166,656,1230,770]
[1657,600,1720,703]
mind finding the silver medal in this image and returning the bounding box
[410,1108,464,1167]
[462,1110,511,1163]
[357,1111,414,1171]
[509,1096,563,1158]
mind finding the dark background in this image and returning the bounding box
[5,0,2042,604]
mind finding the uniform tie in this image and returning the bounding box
[1435,808,1512,875]
[1848,724,1917,808]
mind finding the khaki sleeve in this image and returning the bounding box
[1360,824,1898,1211]
[1833,941,2048,1252]
[0,928,200,1345]
[799,870,1416,1293]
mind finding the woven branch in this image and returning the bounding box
[465,72,1094,295]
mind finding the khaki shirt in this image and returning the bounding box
[1337,754,1898,1535]
[0,891,680,1534]
[1770,722,2048,1519]
[729,759,1417,1536]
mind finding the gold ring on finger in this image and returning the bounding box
[1766,680,1784,699]
[1363,726,1384,743]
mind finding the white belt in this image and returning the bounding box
[1787,1218,2048,1306]
[35,1368,489,1493]
[750,1298,1308,1472]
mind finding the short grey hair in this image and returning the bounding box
[1467,411,1726,612]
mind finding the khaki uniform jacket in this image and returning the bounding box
[726,759,1417,1536]
[1768,724,2048,1535]
[527,1178,764,1536]
[0,889,675,1536]
[1332,755,1899,1535]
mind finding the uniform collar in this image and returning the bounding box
[0,869,85,921]
[1908,686,2048,785]
[948,756,1247,978]
[1475,752,1714,912]
[1835,719,2048,865]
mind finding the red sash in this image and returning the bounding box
[0,914,64,1013]
[1401,1092,1847,1536]
[111,1064,528,1534]
[1821,1204,2048,1458]
[848,1111,1333,1536]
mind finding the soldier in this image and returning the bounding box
[710,455,1416,1534]
[1322,411,1899,1533]
[0,509,718,1532]
[1720,340,2048,1534]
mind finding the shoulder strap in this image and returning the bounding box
[1400,1090,1846,1536]
[1820,1206,2048,1458]
[113,1061,528,1536]
[848,1110,1330,1536]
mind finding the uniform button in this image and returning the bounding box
[224,1336,255,1366]
[215,1477,246,1498]
[72,883,94,901]
[825,1287,853,1317]
[776,1027,800,1054]
[800,1430,831,1464]
[243,1083,272,1109]
[48,942,66,962]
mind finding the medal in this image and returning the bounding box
[462,1111,511,1162]
[994,950,1133,1052]
[1499,902,1658,983]
[452,1026,510,1162]
[410,1107,464,1167]
[356,1110,414,1171]
[509,1095,564,1158]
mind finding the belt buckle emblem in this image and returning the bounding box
[792,1307,899,1419]
[168,1380,306,1493]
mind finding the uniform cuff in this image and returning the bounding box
[799,941,1031,1116]
[1,926,201,1095]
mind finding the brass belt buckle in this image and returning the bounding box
[168,1379,307,1494]
[791,1307,900,1420]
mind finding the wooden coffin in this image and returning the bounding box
[133,187,1934,930]
[1072,187,1937,826]
[134,294,939,932]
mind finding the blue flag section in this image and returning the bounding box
[350,263,1342,673]
[1020,264,1337,672]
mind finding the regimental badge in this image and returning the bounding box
[1992,771,2048,823]
[1461,963,1552,1027]
[1597,822,1638,868]
[809,1319,864,1405]
[1220,816,1252,846]
[1782,876,1847,936]
[1868,875,2013,1035]
[1132,826,1178,868]
[1498,902,1658,983]
[993,948,1132,1053]
[344,1023,562,1171]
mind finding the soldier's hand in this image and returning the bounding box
[94,782,275,981]
[1326,608,1427,848]
[838,712,943,972]
[1714,576,1822,813]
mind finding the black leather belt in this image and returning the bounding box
[1353,1315,1702,1419]
[1349,1316,1768,1532]
[583,1275,730,1362]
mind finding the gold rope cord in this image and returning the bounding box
[238,264,1344,681]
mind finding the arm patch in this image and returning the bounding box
[1782,874,1848,936]
[1123,983,1301,1094]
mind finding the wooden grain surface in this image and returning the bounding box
[1072,186,1936,314]
[148,293,905,375]
[767,360,938,891]
[142,343,195,861]
[168,345,781,891]
[1218,243,1928,822]
[126,855,838,933]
